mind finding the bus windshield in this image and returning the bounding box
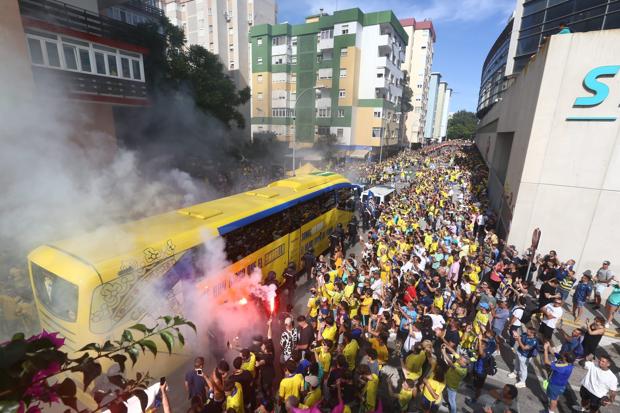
[31,263,78,322]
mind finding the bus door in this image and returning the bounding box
[288,229,300,272]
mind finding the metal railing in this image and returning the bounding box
[31,66,148,100]
[19,0,147,46]
[124,0,164,17]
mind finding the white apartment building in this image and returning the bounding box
[400,18,435,146]
[163,0,276,89]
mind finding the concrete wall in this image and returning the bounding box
[476,29,620,273]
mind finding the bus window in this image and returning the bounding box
[337,188,354,211]
[31,263,78,322]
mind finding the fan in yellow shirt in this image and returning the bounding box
[359,365,379,412]
[313,340,332,373]
[403,347,427,381]
[240,349,256,378]
[278,361,305,403]
[224,381,244,413]
[342,333,359,371]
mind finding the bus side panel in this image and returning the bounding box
[288,229,300,272]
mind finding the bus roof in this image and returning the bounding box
[30,172,350,283]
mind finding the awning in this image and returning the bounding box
[349,149,370,159]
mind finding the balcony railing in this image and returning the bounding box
[124,0,164,17]
[19,0,148,47]
[31,66,147,102]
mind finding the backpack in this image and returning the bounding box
[484,355,498,376]
[512,305,532,326]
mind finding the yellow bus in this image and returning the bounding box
[27,172,355,358]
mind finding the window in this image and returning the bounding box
[339,89,346,98]
[340,48,348,57]
[291,55,297,64]
[120,56,131,78]
[107,54,118,76]
[62,44,78,70]
[257,38,263,46]
[45,41,61,67]
[95,52,106,74]
[336,128,344,138]
[317,108,331,118]
[320,29,334,39]
[272,35,287,45]
[372,127,383,138]
[257,74,263,83]
[221,191,336,262]
[336,187,354,211]
[317,126,330,135]
[32,264,78,322]
[257,57,263,64]
[291,74,296,83]
[229,62,235,69]
[376,72,383,78]
[341,25,349,35]
[257,92,263,100]
[272,55,285,64]
[27,38,44,65]
[79,49,91,72]
[339,68,347,78]
[131,60,142,80]
[27,32,144,81]
[373,110,381,118]
[291,36,297,46]
[337,109,345,118]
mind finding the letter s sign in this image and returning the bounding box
[574,65,620,107]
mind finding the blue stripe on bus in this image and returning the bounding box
[217,182,352,235]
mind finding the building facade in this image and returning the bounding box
[477,0,620,116]
[9,0,152,158]
[423,72,440,141]
[400,18,435,146]
[439,87,452,140]
[432,81,447,141]
[163,0,276,88]
[475,29,620,274]
[249,8,408,158]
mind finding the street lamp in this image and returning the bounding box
[291,86,320,176]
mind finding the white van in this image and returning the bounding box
[361,185,396,205]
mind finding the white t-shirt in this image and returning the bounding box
[542,304,563,329]
[511,307,524,327]
[428,314,446,330]
[582,361,618,398]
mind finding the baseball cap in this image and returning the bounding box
[479,302,490,310]
[583,270,593,276]
[603,260,611,265]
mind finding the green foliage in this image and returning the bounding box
[0,316,195,413]
[135,18,250,128]
[446,110,478,141]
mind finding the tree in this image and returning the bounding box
[134,19,250,128]
[0,316,195,413]
[446,110,478,140]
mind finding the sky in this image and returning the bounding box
[277,0,517,113]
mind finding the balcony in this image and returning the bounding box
[123,0,164,17]
[19,0,150,48]
[378,34,391,56]
[31,66,147,104]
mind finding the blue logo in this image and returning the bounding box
[567,65,620,122]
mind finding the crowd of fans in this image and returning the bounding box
[172,143,618,413]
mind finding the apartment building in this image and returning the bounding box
[249,8,408,159]
[163,0,276,88]
[400,18,435,146]
[9,0,152,157]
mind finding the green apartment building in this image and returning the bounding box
[249,8,407,159]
